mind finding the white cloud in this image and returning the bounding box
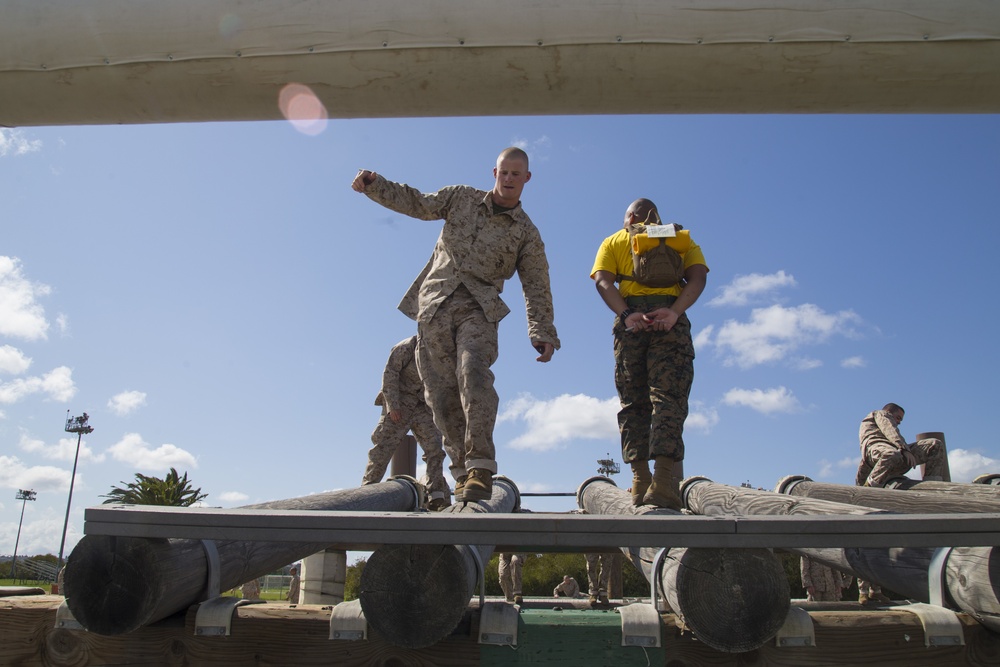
[722,386,800,415]
[107,432,198,472]
[791,357,823,371]
[816,456,858,479]
[693,325,714,351]
[0,129,42,157]
[709,270,797,307]
[499,393,620,452]
[947,448,1000,483]
[19,432,105,464]
[56,313,70,336]
[0,256,51,340]
[713,303,861,369]
[841,356,867,369]
[108,390,148,416]
[219,491,250,504]
[0,455,73,492]
[0,345,32,374]
[0,366,76,404]
[685,402,719,433]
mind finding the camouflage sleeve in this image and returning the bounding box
[874,411,907,449]
[516,226,561,349]
[380,341,409,413]
[364,174,457,221]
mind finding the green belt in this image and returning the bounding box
[625,295,677,309]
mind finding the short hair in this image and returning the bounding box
[498,146,529,169]
[627,198,659,222]
[882,402,904,414]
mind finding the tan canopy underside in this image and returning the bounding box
[2,0,999,127]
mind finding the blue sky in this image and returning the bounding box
[2,114,999,560]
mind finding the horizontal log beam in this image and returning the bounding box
[83,504,1000,549]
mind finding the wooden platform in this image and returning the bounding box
[4,594,999,666]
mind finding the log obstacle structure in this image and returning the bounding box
[775,474,1000,514]
[974,473,1000,485]
[884,476,1000,501]
[64,477,424,635]
[577,477,790,653]
[358,475,520,649]
[682,476,1000,633]
[7,593,1000,667]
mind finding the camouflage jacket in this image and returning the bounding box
[374,335,424,413]
[364,176,560,348]
[859,409,907,452]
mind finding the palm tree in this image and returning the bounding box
[101,467,208,506]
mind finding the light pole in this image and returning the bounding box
[58,411,94,571]
[11,489,37,582]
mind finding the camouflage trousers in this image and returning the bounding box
[498,553,525,599]
[856,436,947,487]
[614,303,694,464]
[585,553,612,595]
[416,286,500,479]
[363,402,450,498]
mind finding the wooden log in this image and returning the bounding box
[884,476,1000,501]
[973,473,1000,485]
[64,478,424,636]
[684,476,1000,633]
[775,474,1000,514]
[915,431,952,481]
[577,477,790,653]
[359,476,520,649]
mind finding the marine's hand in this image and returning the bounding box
[648,307,679,332]
[532,340,555,363]
[352,169,376,192]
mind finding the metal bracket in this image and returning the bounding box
[329,599,368,641]
[200,539,220,601]
[194,597,265,636]
[479,600,519,646]
[54,600,84,631]
[896,603,965,647]
[775,606,815,647]
[928,546,953,608]
[459,545,487,609]
[618,602,662,647]
[649,547,668,612]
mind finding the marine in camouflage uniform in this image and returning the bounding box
[800,556,850,602]
[363,335,451,505]
[591,198,709,508]
[855,402,946,604]
[856,403,948,488]
[352,148,560,501]
[498,553,526,603]
[585,553,612,604]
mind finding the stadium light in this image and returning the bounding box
[58,411,94,571]
[10,489,37,582]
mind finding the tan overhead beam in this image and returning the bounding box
[2,1,999,126]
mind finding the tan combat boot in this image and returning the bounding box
[642,456,682,510]
[454,476,468,502]
[462,469,493,502]
[630,461,652,506]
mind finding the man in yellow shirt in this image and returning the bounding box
[591,198,708,508]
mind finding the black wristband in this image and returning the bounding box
[618,308,634,327]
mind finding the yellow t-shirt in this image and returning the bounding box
[590,228,708,298]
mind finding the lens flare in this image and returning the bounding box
[278,84,329,136]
